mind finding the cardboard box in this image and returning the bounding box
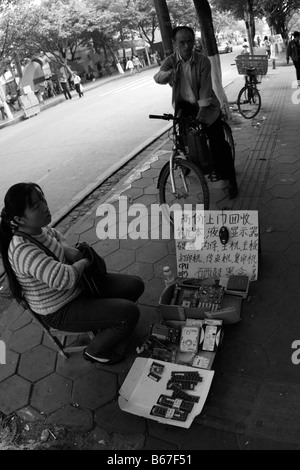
[118,357,214,428]
[163,318,223,370]
[159,282,242,324]
[221,275,250,299]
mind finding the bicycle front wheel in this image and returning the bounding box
[237,85,261,119]
[159,158,210,222]
[222,120,235,162]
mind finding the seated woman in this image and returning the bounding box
[0,182,144,365]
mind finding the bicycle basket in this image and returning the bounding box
[235,54,268,76]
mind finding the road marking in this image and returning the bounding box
[97,76,153,98]
[37,173,49,183]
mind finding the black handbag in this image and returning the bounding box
[74,242,107,296]
[14,232,107,297]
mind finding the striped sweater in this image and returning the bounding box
[8,226,81,315]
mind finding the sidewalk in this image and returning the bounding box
[1,51,300,450]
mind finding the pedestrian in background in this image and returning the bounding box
[287,31,300,84]
[72,73,84,98]
[59,73,72,100]
[0,99,8,120]
[264,36,271,58]
[126,57,135,75]
[241,39,250,55]
[132,56,142,73]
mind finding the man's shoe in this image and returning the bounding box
[228,182,238,199]
[83,349,123,365]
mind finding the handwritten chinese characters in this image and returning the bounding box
[175,211,259,281]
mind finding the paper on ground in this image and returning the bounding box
[118,357,214,428]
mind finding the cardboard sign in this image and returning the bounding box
[175,210,259,281]
[272,34,283,44]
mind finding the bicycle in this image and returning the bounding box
[235,54,268,119]
[149,113,210,220]
[222,118,235,161]
[149,113,235,221]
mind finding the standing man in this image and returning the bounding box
[153,25,238,199]
[59,72,72,100]
[287,31,300,85]
[72,72,84,98]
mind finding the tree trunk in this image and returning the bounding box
[192,0,231,119]
[152,0,173,58]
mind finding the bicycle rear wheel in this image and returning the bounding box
[159,158,209,223]
[222,120,235,162]
[237,85,261,119]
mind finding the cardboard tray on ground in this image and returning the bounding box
[118,357,214,428]
[159,281,243,323]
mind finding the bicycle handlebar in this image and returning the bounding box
[149,113,207,132]
[149,113,174,121]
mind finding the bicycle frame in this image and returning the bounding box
[244,71,259,88]
[168,117,189,194]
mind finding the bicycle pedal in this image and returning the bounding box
[209,172,219,182]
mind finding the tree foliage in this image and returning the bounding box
[212,0,300,39]
[0,0,41,73]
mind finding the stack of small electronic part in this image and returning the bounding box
[150,370,202,422]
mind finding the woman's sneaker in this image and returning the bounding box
[83,349,123,365]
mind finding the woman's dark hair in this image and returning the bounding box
[294,31,300,38]
[0,182,44,305]
[172,26,195,41]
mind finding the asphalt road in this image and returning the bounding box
[0,49,240,222]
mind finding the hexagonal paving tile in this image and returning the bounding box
[120,187,144,201]
[263,197,295,215]
[0,375,31,414]
[136,242,168,264]
[288,223,300,243]
[31,373,73,414]
[119,237,149,250]
[18,345,57,382]
[138,277,165,306]
[131,177,154,189]
[260,231,292,253]
[120,262,154,282]
[93,238,120,257]
[281,266,300,295]
[217,340,270,378]
[72,217,95,236]
[46,404,94,431]
[0,349,19,382]
[104,249,135,271]
[284,243,300,265]
[258,252,289,279]
[269,185,298,199]
[56,351,94,380]
[94,400,146,434]
[9,323,43,354]
[272,294,300,328]
[9,310,31,332]
[72,369,117,410]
